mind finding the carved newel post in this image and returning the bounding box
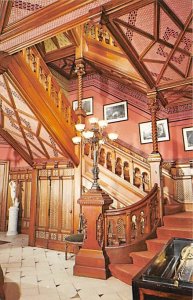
[7,180,19,236]
[73,118,117,279]
[73,187,113,279]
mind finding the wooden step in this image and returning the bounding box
[146,239,168,253]
[130,251,156,267]
[164,204,184,215]
[163,212,193,228]
[109,263,141,285]
[157,226,193,240]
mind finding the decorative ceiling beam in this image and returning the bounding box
[185,56,192,78]
[101,12,155,89]
[154,0,160,40]
[102,0,155,18]
[0,0,107,54]
[158,0,185,30]
[44,45,76,63]
[0,0,12,34]
[156,12,192,85]
[157,77,193,92]
[0,127,33,166]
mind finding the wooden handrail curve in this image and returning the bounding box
[104,184,159,247]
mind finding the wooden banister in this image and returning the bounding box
[22,47,78,136]
[104,184,159,247]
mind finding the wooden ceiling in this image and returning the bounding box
[0,0,192,108]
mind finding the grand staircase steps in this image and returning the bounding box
[108,211,193,285]
[145,239,168,253]
[163,211,193,227]
[109,264,141,285]
[130,251,155,267]
[156,226,193,239]
[164,203,184,215]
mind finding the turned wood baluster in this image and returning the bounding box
[75,61,85,111]
[146,199,151,233]
[126,212,131,244]
[58,90,62,113]
[147,92,160,153]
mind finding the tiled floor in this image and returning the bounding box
[0,233,133,300]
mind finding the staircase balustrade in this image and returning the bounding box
[83,141,151,194]
[104,184,159,247]
[84,23,117,48]
[22,47,77,136]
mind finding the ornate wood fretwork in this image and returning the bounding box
[147,91,160,153]
[97,213,104,248]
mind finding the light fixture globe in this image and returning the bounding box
[82,131,94,139]
[75,123,85,132]
[72,136,81,144]
[108,133,118,141]
[98,120,108,128]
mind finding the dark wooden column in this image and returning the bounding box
[73,188,113,279]
[28,168,38,246]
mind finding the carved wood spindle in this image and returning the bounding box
[75,61,85,111]
[126,212,131,244]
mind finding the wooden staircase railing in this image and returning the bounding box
[104,184,160,247]
[5,47,79,165]
[22,46,77,137]
[83,140,151,195]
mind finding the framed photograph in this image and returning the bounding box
[182,127,193,151]
[103,101,128,123]
[139,119,170,144]
[72,97,93,116]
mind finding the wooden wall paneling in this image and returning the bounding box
[29,168,38,246]
[49,177,60,230]
[37,177,50,228]
[61,176,74,233]
[0,161,9,231]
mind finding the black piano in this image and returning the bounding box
[132,238,193,300]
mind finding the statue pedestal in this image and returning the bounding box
[7,206,19,236]
[73,188,113,279]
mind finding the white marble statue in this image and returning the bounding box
[9,180,19,207]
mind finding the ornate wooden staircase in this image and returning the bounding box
[108,211,193,285]
[1,47,79,166]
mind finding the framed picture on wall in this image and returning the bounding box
[103,101,128,123]
[139,119,170,144]
[72,97,93,116]
[182,127,193,151]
